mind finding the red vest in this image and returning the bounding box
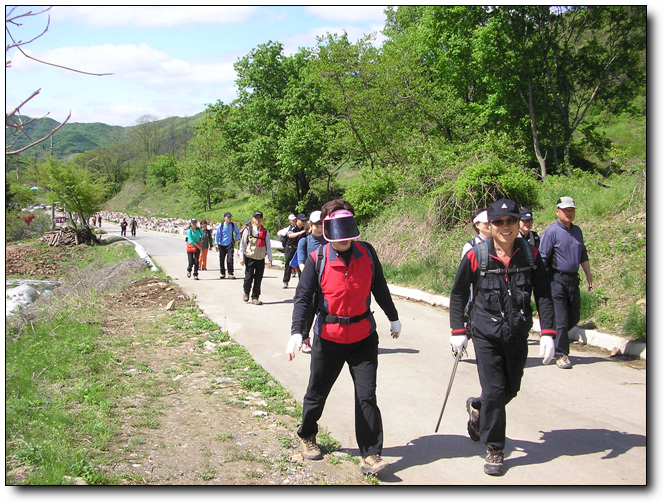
[317,242,376,344]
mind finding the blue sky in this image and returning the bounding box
[5,5,390,127]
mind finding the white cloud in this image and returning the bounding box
[283,24,387,55]
[305,6,388,23]
[50,6,259,28]
[11,44,237,87]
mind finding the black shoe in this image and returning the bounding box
[466,397,480,442]
[484,446,504,476]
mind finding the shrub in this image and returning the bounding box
[622,305,646,341]
[430,157,539,228]
[343,168,396,224]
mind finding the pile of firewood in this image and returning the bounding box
[42,227,98,246]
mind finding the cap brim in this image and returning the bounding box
[323,217,361,242]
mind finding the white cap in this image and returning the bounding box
[309,210,322,224]
[473,211,488,224]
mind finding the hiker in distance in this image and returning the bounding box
[448,198,556,476]
[539,196,594,369]
[286,199,402,476]
[239,211,273,305]
[215,212,240,279]
[185,218,204,280]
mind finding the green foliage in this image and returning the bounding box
[34,156,107,225]
[148,154,178,187]
[431,157,539,228]
[343,168,396,224]
[5,210,52,243]
[622,306,646,341]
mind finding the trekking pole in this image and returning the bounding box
[434,348,464,433]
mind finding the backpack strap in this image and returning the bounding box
[477,237,536,277]
[315,242,327,285]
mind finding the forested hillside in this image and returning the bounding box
[8,5,646,337]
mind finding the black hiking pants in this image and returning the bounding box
[218,243,235,276]
[187,249,201,277]
[298,331,383,458]
[471,330,528,451]
[550,271,581,356]
[243,257,265,299]
[283,245,297,284]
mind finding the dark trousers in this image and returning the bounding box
[131,227,136,236]
[187,249,201,276]
[218,243,235,275]
[550,272,581,356]
[283,245,297,284]
[120,226,127,236]
[472,332,528,450]
[298,332,383,457]
[243,257,265,299]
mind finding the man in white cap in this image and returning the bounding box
[539,196,595,369]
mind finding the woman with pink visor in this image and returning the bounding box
[286,199,403,476]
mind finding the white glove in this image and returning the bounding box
[390,320,402,338]
[540,335,555,365]
[286,334,303,360]
[450,334,468,357]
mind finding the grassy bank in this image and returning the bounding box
[363,170,646,340]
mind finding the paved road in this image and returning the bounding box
[104,223,647,485]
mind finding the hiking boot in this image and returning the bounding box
[300,435,323,460]
[466,397,480,442]
[484,446,504,476]
[252,298,262,305]
[556,354,572,369]
[360,454,390,475]
[243,293,249,302]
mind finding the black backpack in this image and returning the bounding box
[464,237,536,322]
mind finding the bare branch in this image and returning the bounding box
[6,111,71,155]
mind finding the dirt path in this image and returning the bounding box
[98,278,369,485]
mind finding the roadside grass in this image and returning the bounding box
[169,301,302,418]
[5,243,160,485]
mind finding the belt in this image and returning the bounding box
[553,269,578,277]
[325,310,372,325]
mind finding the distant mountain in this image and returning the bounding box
[5,112,205,161]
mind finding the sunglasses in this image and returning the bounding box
[490,217,519,227]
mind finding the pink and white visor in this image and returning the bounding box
[322,210,361,242]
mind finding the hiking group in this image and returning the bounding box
[182,194,593,478]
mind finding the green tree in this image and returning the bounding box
[179,125,227,211]
[31,156,106,230]
[148,153,178,187]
